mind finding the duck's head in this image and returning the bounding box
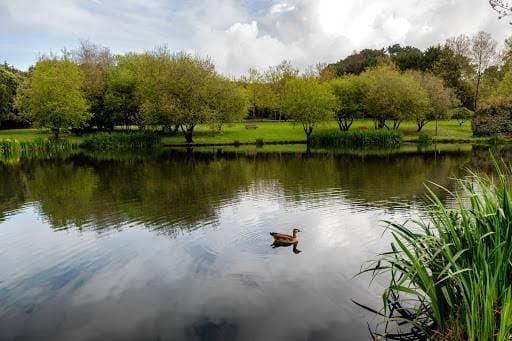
[293,228,302,233]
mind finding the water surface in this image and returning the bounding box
[0,146,502,340]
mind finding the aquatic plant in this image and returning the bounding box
[80,132,161,150]
[310,129,401,148]
[361,158,512,340]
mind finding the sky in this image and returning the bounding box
[0,0,510,76]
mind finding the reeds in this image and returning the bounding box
[361,157,512,340]
[310,129,402,148]
[80,133,161,150]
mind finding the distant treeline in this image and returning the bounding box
[1,30,512,142]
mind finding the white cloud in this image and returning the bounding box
[0,0,510,76]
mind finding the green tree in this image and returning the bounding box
[264,60,299,120]
[330,75,366,131]
[282,77,336,142]
[73,41,114,130]
[330,49,386,76]
[495,68,512,96]
[407,71,457,131]
[208,77,249,133]
[15,57,90,138]
[362,65,428,129]
[104,55,140,129]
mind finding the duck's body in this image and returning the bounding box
[270,228,301,244]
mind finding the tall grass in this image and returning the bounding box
[0,138,76,155]
[310,129,402,148]
[80,132,161,150]
[361,158,512,340]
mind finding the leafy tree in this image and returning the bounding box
[362,65,428,129]
[282,77,336,142]
[433,44,475,109]
[241,68,278,119]
[388,44,425,71]
[104,55,140,129]
[264,60,299,120]
[330,75,366,131]
[470,31,497,108]
[73,41,114,130]
[15,57,90,138]
[208,78,249,132]
[330,49,386,76]
[495,68,512,96]
[0,63,28,128]
[407,71,457,131]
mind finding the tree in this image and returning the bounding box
[264,60,299,120]
[388,44,425,71]
[0,63,28,128]
[282,77,336,143]
[241,68,278,119]
[490,0,512,23]
[330,49,386,76]
[470,31,497,108]
[495,68,512,96]
[407,71,457,132]
[73,41,114,130]
[330,75,366,131]
[15,57,90,138]
[433,43,475,109]
[208,77,249,132]
[362,65,428,129]
[104,55,140,129]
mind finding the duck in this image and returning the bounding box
[270,228,301,245]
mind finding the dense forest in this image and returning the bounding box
[2,30,512,141]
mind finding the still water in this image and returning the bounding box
[0,146,502,340]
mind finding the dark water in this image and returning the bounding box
[0,146,503,340]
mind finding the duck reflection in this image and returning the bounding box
[271,241,302,254]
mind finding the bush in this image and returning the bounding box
[0,138,76,160]
[472,97,512,136]
[417,132,433,145]
[80,133,160,150]
[310,129,402,148]
[255,138,264,147]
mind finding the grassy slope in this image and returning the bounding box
[0,120,482,145]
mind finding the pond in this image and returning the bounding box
[0,145,505,340]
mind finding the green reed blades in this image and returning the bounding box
[362,157,512,340]
[310,129,402,148]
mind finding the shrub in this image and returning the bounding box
[417,132,433,145]
[233,140,241,147]
[362,159,512,340]
[472,97,512,136]
[255,138,264,147]
[80,133,160,150]
[310,129,401,148]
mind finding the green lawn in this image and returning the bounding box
[0,120,485,146]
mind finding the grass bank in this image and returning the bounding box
[361,159,512,340]
[310,129,401,148]
[0,120,497,149]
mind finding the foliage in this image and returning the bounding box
[417,132,433,145]
[14,57,90,138]
[104,55,140,128]
[472,96,512,136]
[281,77,336,141]
[407,70,458,131]
[329,49,386,76]
[330,75,366,131]
[362,65,429,129]
[362,160,512,340]
[80,132,161,150]
[495,68,512,96]
[310,129,401,148]
[470,32,498,108]
[451,107,474,126]
[0,64,28,128]
[73,40,114,129]
[0,138,76,157]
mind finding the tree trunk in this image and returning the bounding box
[52,127,60,139]
[416,121,425,132]
[305,126,313,144]
[182,125,195,143]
